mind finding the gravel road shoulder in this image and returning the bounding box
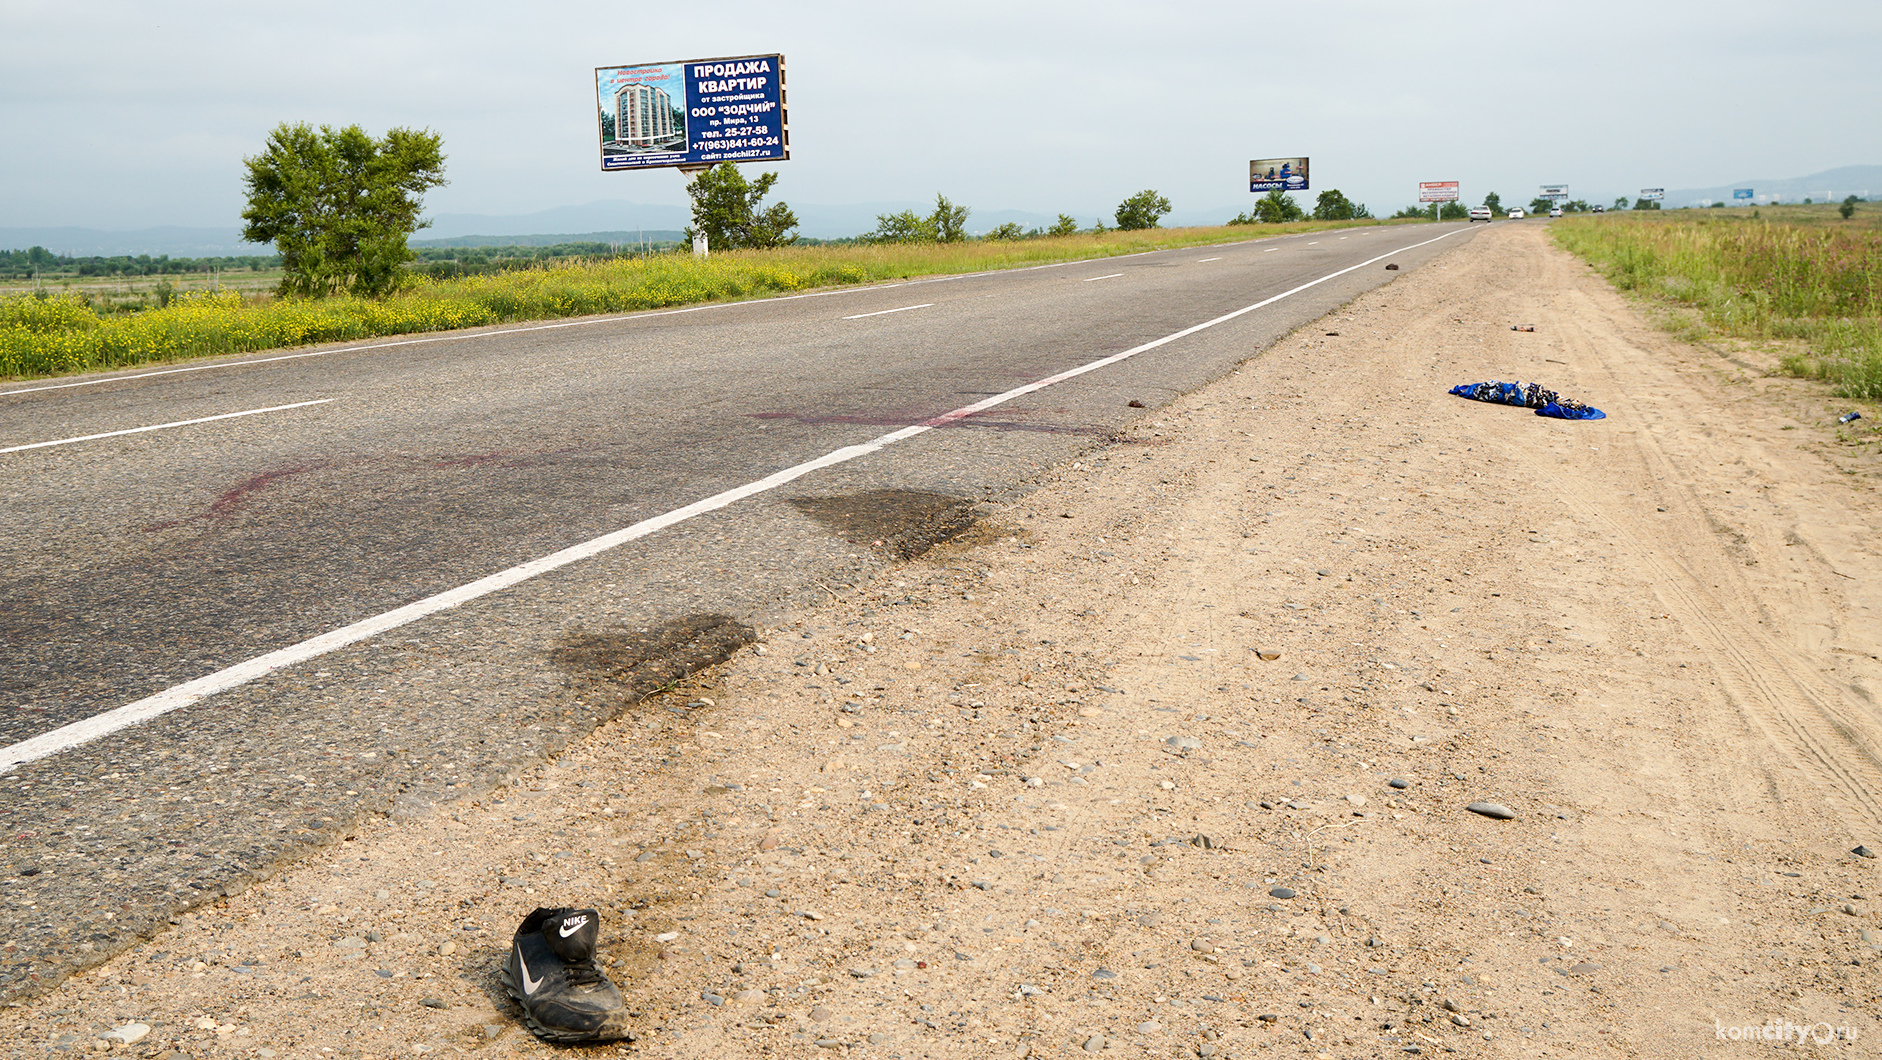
[7,222,1880,1058]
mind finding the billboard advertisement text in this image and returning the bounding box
[1250,158,1309,193]
[1640,188,1665,201]
[1540,184,1569,201]
[597,54,788,171]
[1419,181,1459,203]
[1733,188,1754,200]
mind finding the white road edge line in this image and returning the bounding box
[1083,274,1124,282]
[0,227,1464,774]
[0,400,334,455]
[841,303,934,320]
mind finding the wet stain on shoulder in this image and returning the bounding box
[551,614,756,706]
[789,488,980,560]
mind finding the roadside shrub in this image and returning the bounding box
[1115,190,1172,230]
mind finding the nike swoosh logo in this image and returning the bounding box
[519,956,544,995]
[559,915,589,938]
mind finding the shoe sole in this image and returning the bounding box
[497,964,633,1044]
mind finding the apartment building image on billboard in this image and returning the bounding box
[616,83,682,149]
[596,62,688,159]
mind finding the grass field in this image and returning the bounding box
[1551,202,1882,399]
[0,219,1405,381]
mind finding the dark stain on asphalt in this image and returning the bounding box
[143,463,327,531]
[789,488,980,560]
[552,614,758,707]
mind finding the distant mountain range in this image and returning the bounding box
[1656,164,1882,208]
[8,165,1878,256]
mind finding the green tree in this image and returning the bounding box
[1482,191,1503,217]
[241,122,447,298]
[1438,201,1468,220]
[868,210,938,243]
[930,193,970,242]
[1048,214,1080,237]
[1115,189,1173,230]
[1529,197,1554,216]
[1252,190,1305,223]
[1311,189,1356,221]
[1632,198,1662,211]
[683,162,799,250]
[983,221,1026,241]
[1842,194,1861,220]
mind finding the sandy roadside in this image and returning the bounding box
[6,222,1880,1060]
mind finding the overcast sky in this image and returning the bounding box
[5,0,1879,234]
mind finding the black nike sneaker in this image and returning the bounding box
[500,907,633,1042]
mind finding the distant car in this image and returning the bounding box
[1506,207,1525,219]
[1592,205,1606,213]
[1468,205,1493,222]
[1549,206,1563,217]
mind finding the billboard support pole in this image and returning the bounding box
[679,165,708,257]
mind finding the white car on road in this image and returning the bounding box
[1468,205,1493,222]
[1506,207,1525,219]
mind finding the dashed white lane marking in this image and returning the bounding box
[1264,247,1280,252]
[0,400,333,455]
[1197,257,1221,263]
[842,304,934,320]
[0,226,1466,774]
[1083,273,1124,282]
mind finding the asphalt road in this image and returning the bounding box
[0,221,1476,1000]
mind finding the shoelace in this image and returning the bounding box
[563,958,607,987]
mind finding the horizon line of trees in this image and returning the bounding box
[0,247,281,280]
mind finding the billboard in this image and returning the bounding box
[596,54,788,171]
[1733,188,1754,200]
[1640,188,1665,201]
[1419,181,1460,203]
[1540,184,1570,201]
[1250,158,1309,193]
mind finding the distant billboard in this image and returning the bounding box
[1419,181,1460,203]
[1733,188,1754,200]
[1540,184,1570,201]
[596,53,788,171]
[1640,188,1665,201]
[1250,158,1309,193]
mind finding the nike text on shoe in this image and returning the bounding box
[501,907,633,1042]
